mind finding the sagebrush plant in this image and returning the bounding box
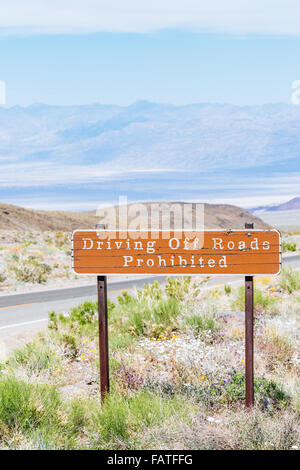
[10,254,51,283]
[279,267,300,293]
[0,376,61,433]
[224,284,232,295]
[258,326,296,371]
[164,276,209,301]
[113,291,181,338]
[10,339,62,375]
[49,301,100,336]
[184,313,218,338]
[89,389,183,449]
[282,240,297,252]
[234,285,278,312]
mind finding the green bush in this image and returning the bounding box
[182,371,290,410]
[137,281,163,301]
[165,276,209,301]
[10,256,51,283]
[282,241,297,252]
[90,390,181,448]
[184,313,217,336]
[59,334,79,359]
[11,339,61,373]
[0,376,89,449]
[224,284,232,295]
[49,301,98,331]
[279,267,300,293]
[124,297,180,337]
[0,376,61,434]
[234,286,277,311]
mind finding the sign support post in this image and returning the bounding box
[245,222,254,408]
[96,224,109,401]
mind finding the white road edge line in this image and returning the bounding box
[0,318,48,331]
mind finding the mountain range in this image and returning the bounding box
[1,101,300,171]
[0,101,299,209]
[251,197,300,212]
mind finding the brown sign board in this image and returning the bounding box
[72,229,281,276]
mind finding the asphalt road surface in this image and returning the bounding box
[0,254,299,334]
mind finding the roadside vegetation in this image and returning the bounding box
[0,231,74,292]
[0,230,299,293]
[282,233,300,253]
[0,270,299,450]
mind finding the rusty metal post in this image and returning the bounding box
[96,224,109,401]
[245,222,254,408]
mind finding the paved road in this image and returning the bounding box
[0,254,299,333]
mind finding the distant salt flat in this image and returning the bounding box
[253,209,300,231]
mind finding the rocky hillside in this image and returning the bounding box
[0,201,269,231]
[0,203,99,231]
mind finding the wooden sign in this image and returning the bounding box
[72,229,281,276]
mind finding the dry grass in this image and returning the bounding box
[141,407,300,450]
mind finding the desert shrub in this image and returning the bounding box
[258,326,296,370]
[143,378,177,397]
[279,267,300,293]
[234,286,278,312]
[59,334,79,359]
[68,301,98,325]
[109,287,181,339]
[0,376,88,449]
[111,278,216,339]
[182,371,290,410]
[90,389,181,448]
[10,339,61,374]
[127,297,180,338]
[49,301,99,331]
[0,376,61,434]
[232,410,299,450]
[0,273,6,283]
[137,281,163,301]
[282,241,297,252]
[116,365,144,391]
[10,255,51,283]
[184,313,218,337]
[165,276,209,301]
[224,284,231,295]
[54,231,69,248]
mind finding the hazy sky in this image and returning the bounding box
[0,1,300,106]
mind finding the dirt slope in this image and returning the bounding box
[0,201,269,231]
